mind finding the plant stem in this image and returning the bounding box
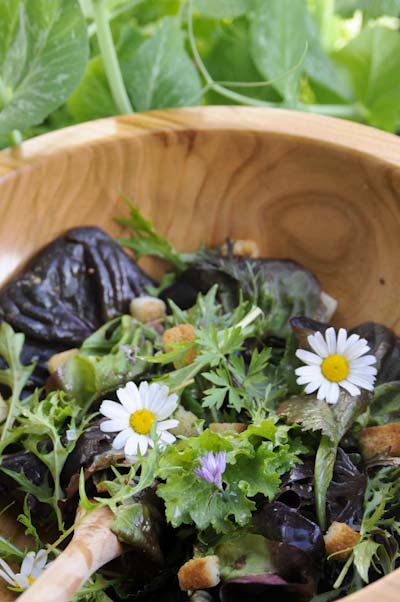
[314,0,335,50]
[91,0,133,114]
[187,0,362,121]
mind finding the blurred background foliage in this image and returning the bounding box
[0,0,400,149]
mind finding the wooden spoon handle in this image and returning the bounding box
[18,506,123,602]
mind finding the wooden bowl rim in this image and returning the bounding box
[1,106,400,602]
[1,107,400,180]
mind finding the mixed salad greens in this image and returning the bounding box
[1,0,400,150]
[0,203,400,602]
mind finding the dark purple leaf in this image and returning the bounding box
[326,448,366,529]
[252,502,325,570]
[0,227,154,389]
[220,574,314,602]
[350,323,400,385]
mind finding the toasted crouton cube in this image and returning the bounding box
[324,522,361,561]
[209,422,247,434]
[178,556,220,591]
[130,296,166,322]
[359,423,400,460]
[221,239,259,258]
[47,348,79,373]
[162,323,197,368]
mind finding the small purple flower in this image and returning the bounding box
[195,451,227,490]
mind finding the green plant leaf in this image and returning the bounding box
[0,534,24,561]
[204,18,281,105]
[278,390,370,442]
[353,539,381,583]
[335,0,400,18]
[334,26,400,131]
[0,322,35,446]
[314,435,337,530]
[122,17,202,111]
[194,0,258,18]
[368,381,400,425]
[250,0,308,103]
[118,200,186,269]
[304,12,352,101]
[0,0,89,135]
[68,56,117,121]
[68,25,145,123]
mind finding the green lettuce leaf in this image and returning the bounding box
[156,421,303,533]
[0,322,35,445]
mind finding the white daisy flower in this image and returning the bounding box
[0,550,48,591]
[99,381,179,458]
[295,327,377,404]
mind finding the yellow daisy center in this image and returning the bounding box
[129,409,156,435]
[321,354,349,382]
[27,576,36,586]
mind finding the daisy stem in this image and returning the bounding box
[314,435,338,531]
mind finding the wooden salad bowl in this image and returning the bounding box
[0,106,399,601]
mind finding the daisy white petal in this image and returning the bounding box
[295,365,321,377]
[160,431,176,445]
[117,381,141,413]
[138,435,149,456]
[31,550,48,575]
[344,340,371,361]
[138,381,150,408]
[296,349,322,365]
[297,375,316,385]
[340,333,360,353]
[304,379,323,394]
[325,328,337,354]
[112,428,134,450]
[0,559,17,585]
[100,418,129,432]
[125,434,140,457]
[157,419,179,431]
[336,328,348,354]
[327,382,340,404]
[340,380,361,397]
[20,552,35,576]
[350,355,377,368]
[15,575,30,589]
[308,331,329,357]
[349,367,377,378]
[347,374,375,390]
[157,395,178,420]
[100,400,130,421]
[317,379,330,401]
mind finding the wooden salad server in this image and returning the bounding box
[18,506,123,602]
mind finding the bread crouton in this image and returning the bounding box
[178,556,220,591]
[130,296,166,322]
[221,239,259,258]
[47,348,79,373]
[324,522,361,561]
[162,323,197,368]
[209,422,247,434]
[359,423,400,460]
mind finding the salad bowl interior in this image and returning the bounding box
[0,106,400,602]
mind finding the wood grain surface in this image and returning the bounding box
[0,106,399,602]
